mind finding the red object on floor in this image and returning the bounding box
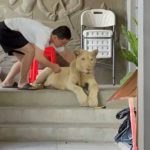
[29,46,56,83]
[129,98,137,150]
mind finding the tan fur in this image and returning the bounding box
[33,49,100,107]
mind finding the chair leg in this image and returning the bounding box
[112,43,115,85]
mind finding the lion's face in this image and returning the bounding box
[74,49,98,74]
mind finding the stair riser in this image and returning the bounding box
[0,108,121,124]
[0,91,78,106]
[0,127,117,142]
[0,90,117,107]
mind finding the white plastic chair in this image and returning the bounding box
[81,9,116,85]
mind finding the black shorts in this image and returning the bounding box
[0,21,28,55]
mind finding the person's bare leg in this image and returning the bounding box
[2,53,23,87]
[2,62,20,86]
[17,43,35,88]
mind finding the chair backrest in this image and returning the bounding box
[82,29,113,58]
[81,9,115,28]
[81,9,116,59]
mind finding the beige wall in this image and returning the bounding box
[0,0,127,84]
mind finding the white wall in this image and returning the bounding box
[138,0,150,149]
[127,0,138,72]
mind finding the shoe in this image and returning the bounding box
[18,83,38,90]
[2,82,18,88]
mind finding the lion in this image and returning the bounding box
[33,49,100,107]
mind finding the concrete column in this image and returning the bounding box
[127,0,138,72]
[138,0,150,149]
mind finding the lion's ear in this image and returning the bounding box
[74,49,83,56]
[92,49,98,57]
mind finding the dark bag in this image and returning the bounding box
[115,108,132,146]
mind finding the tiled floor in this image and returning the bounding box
[0,142,120,150]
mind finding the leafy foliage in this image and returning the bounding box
[121,22,138,67]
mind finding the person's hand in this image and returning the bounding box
[51,64,61,73]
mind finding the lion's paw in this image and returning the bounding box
[88,98,98,107]
[78,93,88,107]
[80,102,88,107]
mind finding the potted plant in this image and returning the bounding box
[120,19,138,84]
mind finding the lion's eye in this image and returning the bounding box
[81,58,85,60]
[91,58,94,61]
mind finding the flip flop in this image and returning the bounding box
[18,83,38,90]
[2,82,18,88]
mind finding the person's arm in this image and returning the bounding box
[34,45,61,73]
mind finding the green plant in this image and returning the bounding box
[120,20,138,67]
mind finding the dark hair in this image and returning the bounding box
[52,26,71,40]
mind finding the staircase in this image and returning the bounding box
[0,85,128,142]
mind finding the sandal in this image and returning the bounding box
[2,82,18,88]
[18,83,38,90]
